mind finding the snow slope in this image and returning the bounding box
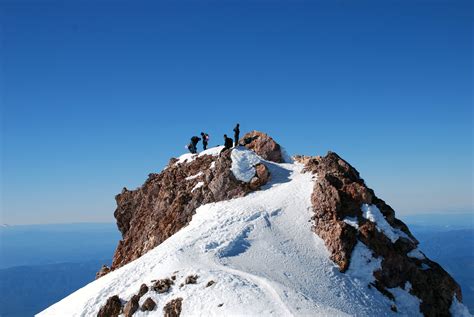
[37,153,468,317]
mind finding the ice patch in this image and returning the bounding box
[191,182,204,192]
[210,161,216,169]
[186,172,203,181]
[361,204,411,243]
[407,248,425,260]
[450,296,473,317]
[343,217,359,229]
[230,147,262,183]
[346,241,381,283]
[390,282,423,317]
[176,153,196,164]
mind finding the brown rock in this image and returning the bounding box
[95,265,111,279]
[140,297,156,311]
[97,295,122,317]
[123,295,139,317]
[206,280,215,287]
[163,297,183,317]
[304,151,462,316]
[109,149,265,270]
[152,278,174,293]
[184,274,198,284]
[138,283,148,298]
[249,163,270,190]
[240,131,284,163]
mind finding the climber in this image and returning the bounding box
[187,142,196,154]
[201,132,209,150]
[233,123,240,147]
[224,134,233,150]
[189,136,201,154]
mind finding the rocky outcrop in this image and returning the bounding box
[110,135,276,270]
[97,295,122,317]
[240,131,284,163]
[123,295,139,317]
[95,265,111,279]
[141,297,156,311]
[152,278,174,293]
[163,298,183,317]
[303,151,462,316]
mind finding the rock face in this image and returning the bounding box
[111,137,275,270]
[303,151,462,316]
[240,131,284,163]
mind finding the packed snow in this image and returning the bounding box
[191,182,204,192]
[175,146,224,165]
[361,204,411,243]
[451,296,473,317]
[185,172,203,181]
[343,216,359,229]
[389,282,422,317]
[230,146,262,182]
[38,155,471,317]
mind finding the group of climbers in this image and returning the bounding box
[187,124,239,154]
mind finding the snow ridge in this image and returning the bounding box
[38,157,470,317]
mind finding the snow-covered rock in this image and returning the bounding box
[37,133,470,317]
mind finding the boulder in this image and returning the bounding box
[152,278,174,293]
[184,274,198,284]
[140,297,156,312]
[240,131,284,163]
[137,283,148,298]
[123,295,139,317]
[97,295,122,317]
[163,297,183,317]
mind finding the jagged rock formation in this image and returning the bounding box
[90,132,465,317]
[110,133,283,270]
[303,151,462,316]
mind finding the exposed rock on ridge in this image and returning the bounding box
[303,151,462,316]
[240,131,284,163]
[110,133,283,270]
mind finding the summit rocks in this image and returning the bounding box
[110,132,283,270]
[303,151,462,316]
[240,131,284,163]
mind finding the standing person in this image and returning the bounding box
[233,123,240,147]
[201,132,209,150]
[224,134,233,150]
[187,142,195,154]
[190,136,201,154]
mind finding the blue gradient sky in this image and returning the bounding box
[2,0,472,224]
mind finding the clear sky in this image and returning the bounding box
[1,0,472,225]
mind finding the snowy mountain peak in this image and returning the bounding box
[38,132,471,317]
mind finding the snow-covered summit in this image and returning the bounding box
[38,132,470,317]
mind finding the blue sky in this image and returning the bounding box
[1,0,472,224]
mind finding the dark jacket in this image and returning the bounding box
[191,136,201,146]
[224,137,233,149]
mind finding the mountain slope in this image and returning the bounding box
[38,132,471,316]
